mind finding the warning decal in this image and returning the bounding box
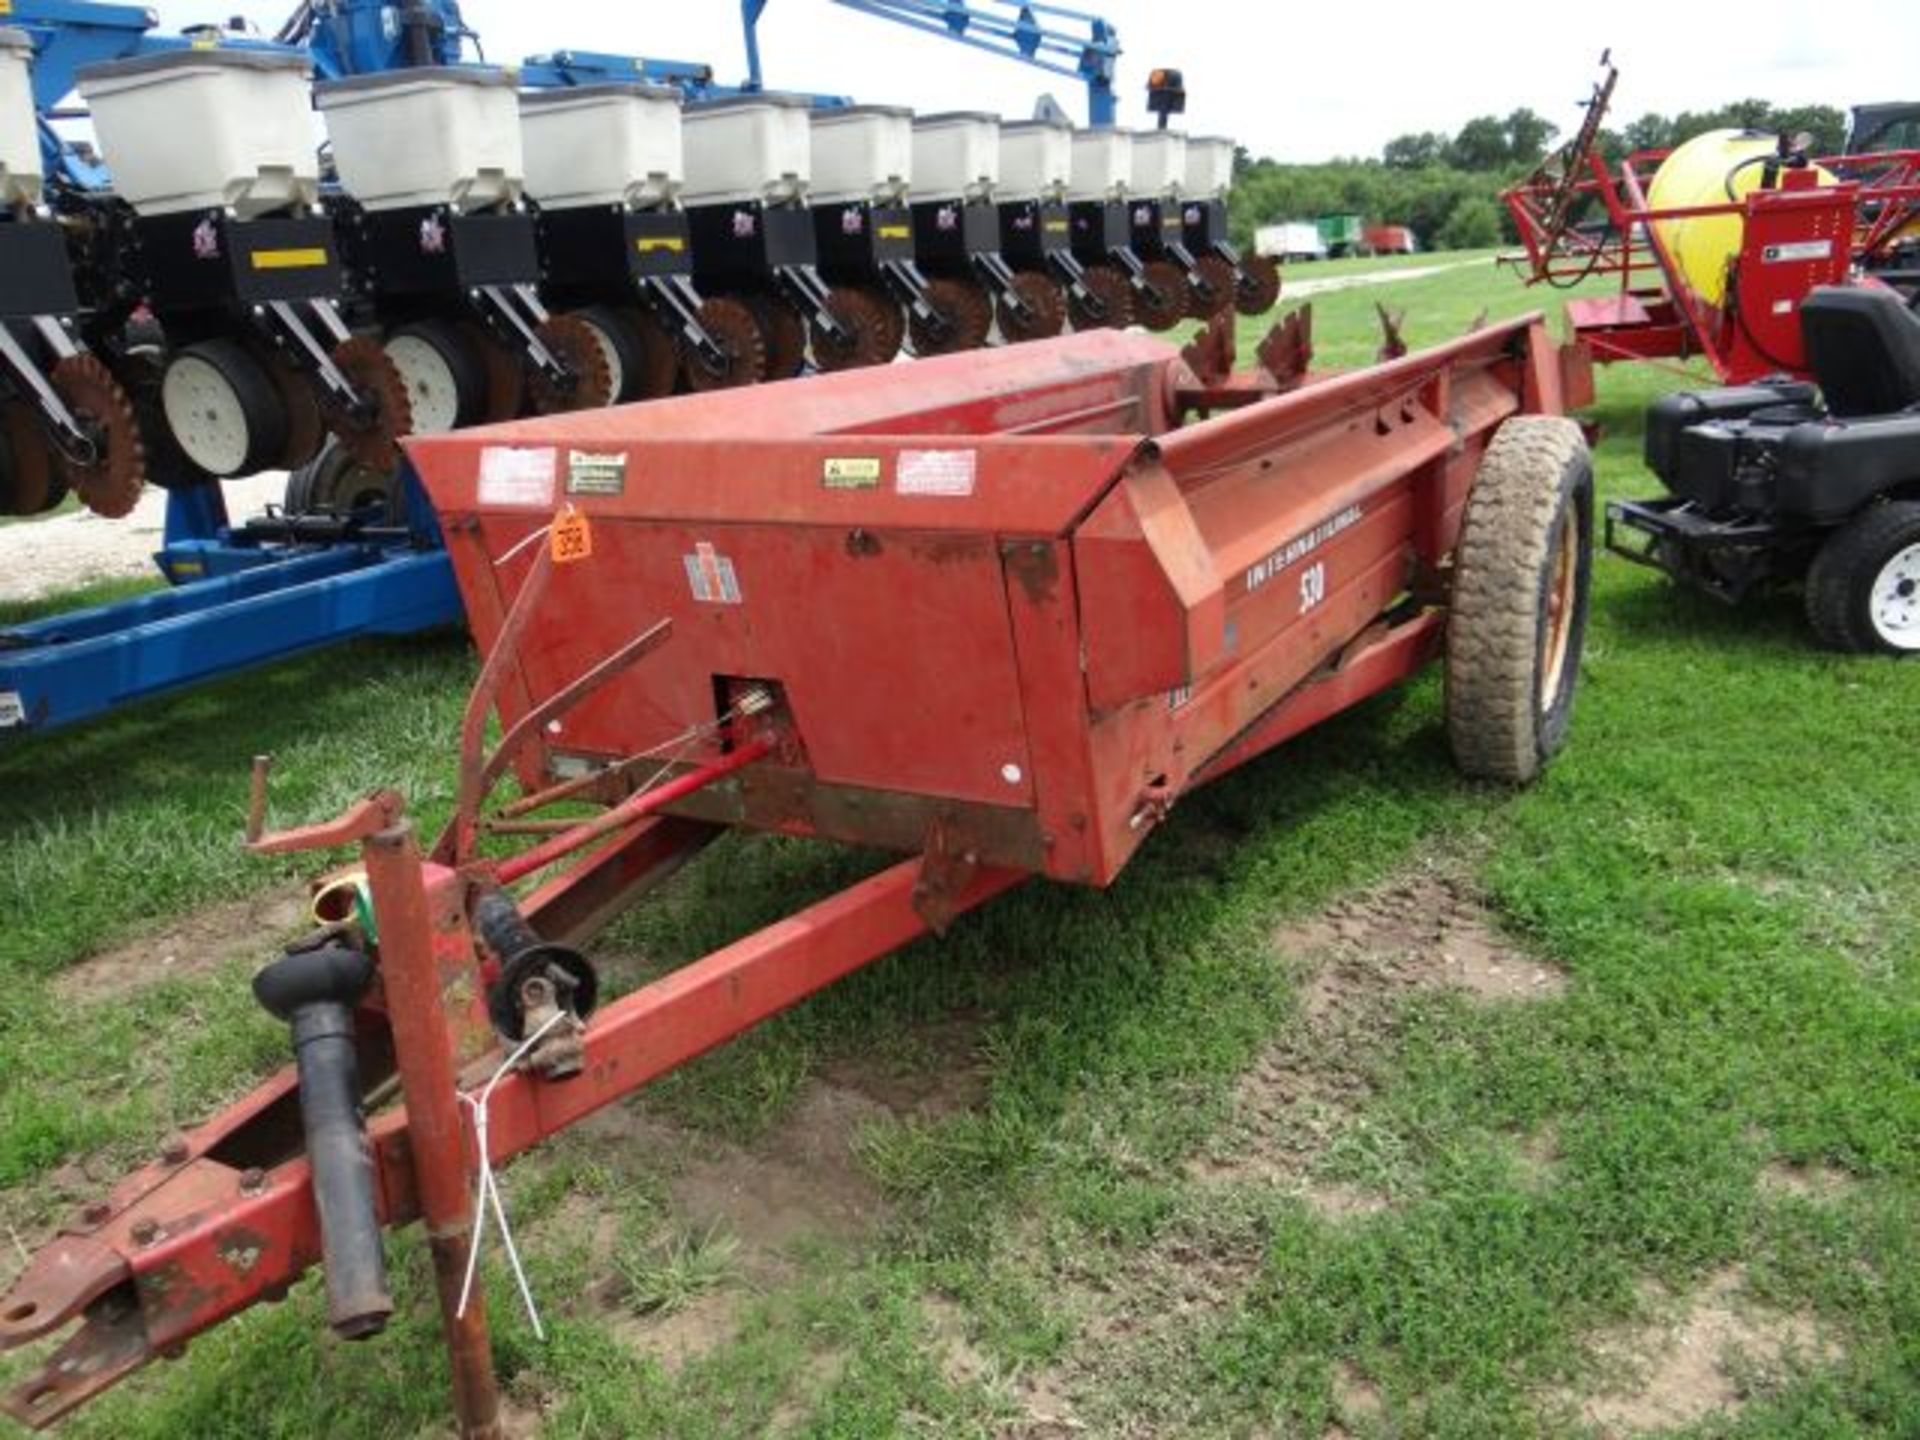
[566,450,627,496]
[683,542,743,604]
[1761,240,1833,264]
[478,447,557,507]
[823,457,882,490]
[897,449,977,498]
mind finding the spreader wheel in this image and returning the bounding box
[682,296,767,392]
[0,398,65,517]
[811,287,893,371]
[997,270,1068,342]
[1445,416,1594,784]
[912,276,993,355]
[326,336,414,472]
[1190,254,1238,320]
[528,314,615,415]
[286,437,404,521]
[1236,254,1283,316]
[1135,259,1190,332]
[51,354,146,519]
[1805,501,1920,654]
[754,298,809,380]
[1069,264,1135,331]
[857,284,905,362]
[384,319,486,434]
[622,306,682,400]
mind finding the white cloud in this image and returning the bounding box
[161,0,1920,161]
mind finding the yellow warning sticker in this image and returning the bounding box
[822,457,882,490]
[551,506,593,565]
[1043,220,1069,234]
[876,224,911,241]
[636,236,686,253]
[250,247,329,271]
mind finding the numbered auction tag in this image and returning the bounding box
[551,505,593,565]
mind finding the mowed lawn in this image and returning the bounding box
[1,255,1916,1439]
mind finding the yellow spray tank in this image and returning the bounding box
[1646,129,1838,307]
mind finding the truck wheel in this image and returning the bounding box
[1446,415,1594,784]
[1805,501,1920,654]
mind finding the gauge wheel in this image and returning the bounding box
[1236,254,1283,316]
[620,305,683,400]
[285,436,405,521]
[1190,254,1238,320]
[385,319,487,434]
[159,336,288,478]
[810,287,894,371]
[682,295,767,392]
[1068,264,1135,331]
[0,398,67,516]
[1805,501,1920,654]
[855,284,906,362]
[997,270,1068,342]
[1134,259,1190,332]
[753,297,809,379]
[910,275,993,355]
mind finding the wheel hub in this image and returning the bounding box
[1871,541,1920,649]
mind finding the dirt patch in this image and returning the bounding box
[611,1288,746,1375]
[818,1014,991,1120]
[1516,1126,1561,1194]
[54,888,308,1005]
[1573,1267,1836,1435]
[1759,1160,1857,1201]
[1331,1360,1384,1431]
[924,1293,993,1388]
[1190,864,1563,1204]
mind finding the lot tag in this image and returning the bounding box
[551,506,592,565]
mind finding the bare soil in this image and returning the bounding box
[53,887,308,1005]
[1572,1266,1836,1435]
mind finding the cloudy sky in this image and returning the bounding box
[164,0,1919,161]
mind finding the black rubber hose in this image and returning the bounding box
[253,943,390,1340]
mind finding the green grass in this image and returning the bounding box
[3,260,1917,1438]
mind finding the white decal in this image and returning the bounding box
[1299,561,1328,614]
[477,447,557,507]
[683,542,742,605]
[0,691,23,728]
[1761,240,1833,264]
[1244,505,1363,593]
[897,448,977,498]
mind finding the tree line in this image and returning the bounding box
[1225,99,1850,254]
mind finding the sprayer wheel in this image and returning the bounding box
[528,313,615,415]
[1236,253,1283,316]
[1135,259,1190,332]
[0,398,64,517]
[997,270,1068,342]
[1190,254,1239,320]
[682,296,768,392]
[912,275,994,355]
[326,336,414,472]
[856,284,906,362]
[811,287,893,371]
[1068,264,1135,331]
[52,354,147,519]
[622,306,683,399]
[753,297,809,379]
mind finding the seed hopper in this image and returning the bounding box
[0,313,1593,1437]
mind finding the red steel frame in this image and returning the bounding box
[1505,142,1920,385]
[0,313,1570,1438]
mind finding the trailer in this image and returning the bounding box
[0,311,1592,1436]
[1317,213,1368,257]
[1256,221,1328,262]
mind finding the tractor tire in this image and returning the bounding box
[1445,415,1594,784]
[1804,501,1920,654]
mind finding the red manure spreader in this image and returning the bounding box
[0,315,1592,1437]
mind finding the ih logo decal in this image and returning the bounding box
[683,542,742,604]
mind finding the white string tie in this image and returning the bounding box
[455,1007,569,1338]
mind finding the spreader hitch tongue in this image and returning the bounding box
[252,939,392,1340]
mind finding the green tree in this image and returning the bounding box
[1383,131,1447,169]
[1447,115,1512,171]
[1438,197,1503,250]
[1504,108,1559,165]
